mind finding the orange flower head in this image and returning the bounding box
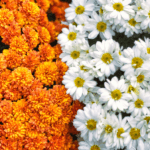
[0,54,7,72]
[22,50,41,73]
[2,49,23,69]
[47,22,56,43]
[5,0,18,10]
[38,43,55,62]
[10,35,29,56]
[35,61,58,86]
[37,26,51,43]
[36,0,50,12]
[38,9,49,27]
[54,44,63,60]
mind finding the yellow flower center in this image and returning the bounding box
[129,128,141,140]
[68,32,77,41]
[86,50,89,53]
[144,116,150,124]
[86,119,97,130]
[101,53,113,64]
[148,10,150,18]
[105,125,113,134]
[131,57,143,69]
[127,85,135,94]
[147,47,150,54]
[137,74,145,83]
[74,77,85,87]
[99,7,103,14]
[117,128,125,138]
[90,145,100,150]
[128,18,137,27]
[70,51,80,59]
[119,50,122,55]
[80,65,88,72]
[134,99,144,108]
[138,6,142,10]
[113,3,124,11]
[97,22,107,32]
[72,22,77,26]
[75,5,85,14]
[111,89,122,100]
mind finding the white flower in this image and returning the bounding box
[85,11,115,40]
[90,39,121,77]
[78,139,108,150]
[65,0,95,22]
[112,113,130,149]
[73,103,104,142]
[57,24,87,49]
[102,0,135,25]
[127,88,150,117]
[62,70,97,100]
[98,76,131,112]
[120,46,149,77]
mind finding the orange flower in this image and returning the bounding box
[2,49,23,69]
[35,61,58,86]
[5,0,18,10]
[10,35,29,56]
[38,9,49,27]
[38,43,55,62]
[54,44,63,60]
[36,0,50,12]
[22,50,41,73]
[37,26,51,43]
[69,140,79,150]
[56,60,68,84]
[22,26,39,50]
[0,53,7,72]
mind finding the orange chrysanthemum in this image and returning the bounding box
[36,0,50,12]
[54,44,63,60]
[0,53,7,72]
[35,61,58,86]
[38,43,55,62]
[38,9,49,27]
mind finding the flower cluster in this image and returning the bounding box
[58,0,150,149]
[0,0,84,149]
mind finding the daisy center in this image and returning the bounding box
[97,22,107,32]
[119,50,122,55]
[68,32,77,41]
[131,57,143,69]
[138,6,142,10]
[117,128,125,138]
[111,89,122,100]
[101,53,113,64]
[105,125,113,133]
[134,99,144,108]
[137,74,145,83]
[127,85,135,94]
[80,65,88,72]
[129,128,141,140]
[75,5,85,15]
[74,77,85,87]
[144,116,150,124]
[148,10,150,18]
[70,51,80,59]
[113,3,124,11]
[99,7,103,14]
[86,50,89,53]
[128,18,137,27]
[72,22,77,26]
[147,47,150,54]
[86,119,97,130]
[90,145,100,150]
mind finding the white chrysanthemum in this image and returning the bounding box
[78,140,108,150]
[121,123,145,150]
[117,15,142,37]
[65,0,95,22]
[102,0,135,25]
[73,103,104,142]
[57,24,87,49]
[120,46,149,76]
[62,70,97,100]
[133,0,144,12]
[98,76,131,112]
[127,89,150,117]
[90,39,121,77]
[135,0,150,30]
[126,69,150,89]
[112,113,130,149]
[85,11,115,40]
[59,43,86,67]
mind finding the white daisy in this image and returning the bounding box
[85,11,115,40]
[102,0,135,25]
[127,89,150,117]
[90,39,121,77]
[98,76,131,112]
[62,70,97,100]
[57,24,87,49]
[120,46,149,77]
[125,82,140,95]
[73,103,104,142]
[65,0,95,22]
[78,139,108,150]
